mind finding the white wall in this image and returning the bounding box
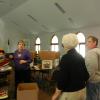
[1,17,100,54]
[38,26,100,55]
[0,18,30,53]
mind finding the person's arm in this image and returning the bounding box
[85,51,98,77]
[51,88,61,100]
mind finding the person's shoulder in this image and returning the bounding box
[14,50,18,53]
[24,49,30,53]
[61,53,70,60]
[86,48,100,57]
[92,47,100,50]
[90,48,100,53]
[93,48,100,55]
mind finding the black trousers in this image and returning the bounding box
[15,69,31,85]
[14,69,31,99]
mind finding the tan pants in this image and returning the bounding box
[59,88,86,100]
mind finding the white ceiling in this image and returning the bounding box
[1,0,100,34]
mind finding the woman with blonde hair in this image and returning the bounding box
[52,33,89,100]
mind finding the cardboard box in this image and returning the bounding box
[17,83,39,100]
[39,51,60,60]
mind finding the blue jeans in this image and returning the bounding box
[86,82,100,100]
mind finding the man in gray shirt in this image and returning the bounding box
[85,35,100,100]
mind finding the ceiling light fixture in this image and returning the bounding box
[54,2,66,14]
[27,14,38,23]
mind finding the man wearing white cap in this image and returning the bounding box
[51,33,89,100]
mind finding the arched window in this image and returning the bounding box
[75,32,85,57]
[51,35,59,52]
[35,37,41,53]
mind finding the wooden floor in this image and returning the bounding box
[39,89,52,100]
[9,89,52,100]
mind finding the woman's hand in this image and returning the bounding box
[19,60,27,64]
[51,88,61,100]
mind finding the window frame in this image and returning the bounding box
[76,32,85,57]
[51,35,59,52]
[35,37,41,52]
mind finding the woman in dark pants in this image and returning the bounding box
[13,40,32,98]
